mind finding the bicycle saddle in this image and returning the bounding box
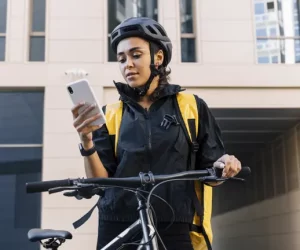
[28,228,73,242]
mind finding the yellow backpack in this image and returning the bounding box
[105,92,213,250]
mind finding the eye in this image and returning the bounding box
[118,57,126,63]
[133,53,141,59]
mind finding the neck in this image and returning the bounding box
[140,76,159,102]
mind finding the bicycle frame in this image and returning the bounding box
[101,188,159,250]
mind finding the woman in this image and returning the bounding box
[71,17,241,250]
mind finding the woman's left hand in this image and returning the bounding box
[215,154,242,178]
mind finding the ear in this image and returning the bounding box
[154,49,164,66]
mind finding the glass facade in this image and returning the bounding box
[254,0,300,64]
[0,90,44,250]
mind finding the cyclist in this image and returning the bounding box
[71,17,242,250]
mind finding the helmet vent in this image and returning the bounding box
[111,32,118,40]
[123,25,139,32]
[146,25,157,35]
[154,24,166,36]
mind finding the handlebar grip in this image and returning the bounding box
[238,166,251,177]
[26,179,72,193]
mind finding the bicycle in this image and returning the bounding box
[26,163,251,250]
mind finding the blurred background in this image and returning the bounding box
[1,0,300,249]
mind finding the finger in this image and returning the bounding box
[213,161,225,169]
[227,161,235,177]
[76,113,102,133]
[236,160,242,174]
[71,102,86,118]
[229,157,239,177]
[227,167,236,178]
[222,161,231,177]
[228,158,241,177]
[76,113,102,132]
[80,125,103,135]
[73,104,97,127]
[222,155,235,177]
[78,124,103,136]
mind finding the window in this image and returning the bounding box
[0,0,8,61]
[253,0,300,64]
[107,0,158,62]
[180,0,196,62]
[0,90,44,250]
[255,3,265,14]
[267,1,275,11]
[29,0,46,61]
[256,28,267,37]
[258,56,270,63]
[272,55,278,63]
[270,27,277,36]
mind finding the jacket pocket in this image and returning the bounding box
[172,128,190,171]
[114,146,147,177]
[173,127,189,155]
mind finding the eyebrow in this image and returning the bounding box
[117,47,143,56]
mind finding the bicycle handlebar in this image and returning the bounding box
[26,166,251,194]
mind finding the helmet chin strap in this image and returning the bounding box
[133,43,160,97]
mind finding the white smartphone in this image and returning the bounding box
[66,78,106,126]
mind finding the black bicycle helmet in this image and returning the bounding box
[110,17,172,96]
[111,17,172,66]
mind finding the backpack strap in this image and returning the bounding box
[174,92,202,221]
[174,93,213,250]
[105,101,124,155]
[174,92,199,164]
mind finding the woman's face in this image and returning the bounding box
[116,37,163,88]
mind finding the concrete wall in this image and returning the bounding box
[212,189,300,250]
[212,123,300,250]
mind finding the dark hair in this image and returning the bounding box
[149,42,171,101]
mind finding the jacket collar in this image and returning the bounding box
[113,81,185,103]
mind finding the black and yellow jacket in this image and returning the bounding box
[92,82,225,249]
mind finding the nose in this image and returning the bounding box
[124,57,134,69]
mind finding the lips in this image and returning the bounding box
[126,72,138,78]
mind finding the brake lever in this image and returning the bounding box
[201,176,246,184]
[200,176,226,183]
[63,186,104,200]
[200,172,246,184]
[227,177,245,182]
[49,183,102,196]
[63,190,82,200]
[49,186,78,194]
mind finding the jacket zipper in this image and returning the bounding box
[144,108,152,151]
[144,109,152,172]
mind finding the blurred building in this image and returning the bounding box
[0,0,300,249]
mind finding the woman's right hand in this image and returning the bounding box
[71,102,103,148]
